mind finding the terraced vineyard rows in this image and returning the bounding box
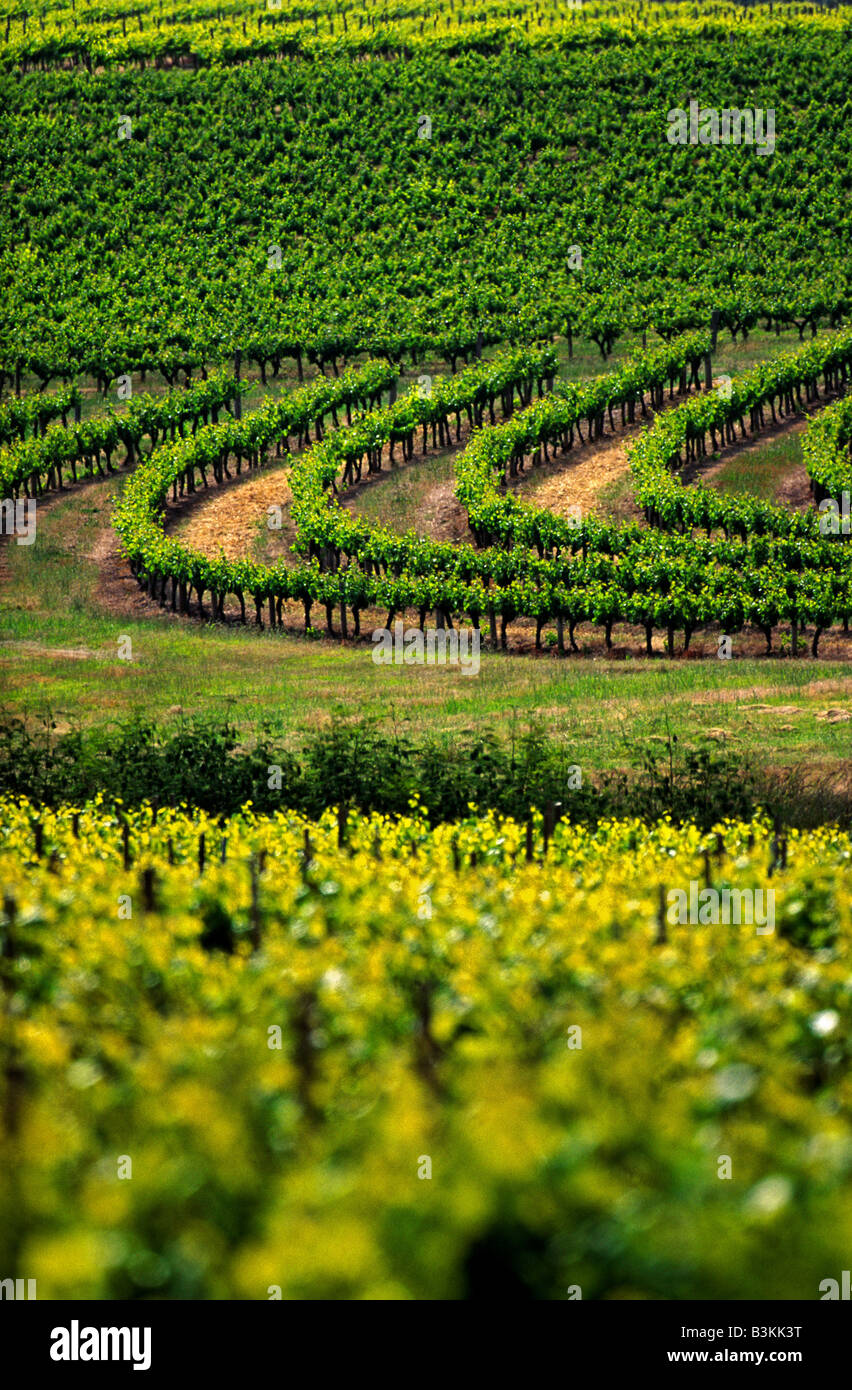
[2,800,850,1299]
[4,315,849,665]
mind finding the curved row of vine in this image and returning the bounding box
[445,333,852,555]
[110,331,852,656]
[801,395,852,514]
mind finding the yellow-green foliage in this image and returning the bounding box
[1,800,850,1299]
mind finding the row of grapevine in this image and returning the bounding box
[0,382,82,446]
[112,349,553,625]
[447,329,852,555]
[3,0,847,74]
[455,333,712,550]
[288,331,852,654]
[628,333,852,539]
[110,332,852,654]
[0,370,243,497]
[801,395,852,509]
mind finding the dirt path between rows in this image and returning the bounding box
[90,523,164,621]
[337,415,476,544]
[512,429,643,524]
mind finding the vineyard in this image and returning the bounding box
[2,0,852,1315]
[2,2,852,386]
[1,801,851,1299]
